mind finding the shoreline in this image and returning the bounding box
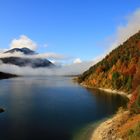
[80,83,131,99]
[79,82,131,140]
[90,111,130,140]
[98,88,131,99]
[73,117,110,140]
[90,110,140,140]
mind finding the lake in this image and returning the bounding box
[0,76,128,140]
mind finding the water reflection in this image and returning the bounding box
[0,77,128,140]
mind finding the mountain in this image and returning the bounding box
[78,31,140,112]
[5,47,35,55]
[0,71,17,79]
[0,47,54,68]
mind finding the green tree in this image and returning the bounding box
[126,76,132,91]
[112,72,121,89]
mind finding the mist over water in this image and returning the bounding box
[0,61,94,76]
[0,45,95,76]
[0,76,127,140]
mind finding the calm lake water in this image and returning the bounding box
[0,76,127,140]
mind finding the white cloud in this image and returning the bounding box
[34,53,65,59]
[58,8,140,74]
[109,8,140,51]
[0,60,94,76]
[73,58,82,64]
[0,51,66,61]
[10,35,37,51]
[0,49,8,53]
[50,60,56,63]
[63,61,94,75]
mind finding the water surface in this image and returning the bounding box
[0,76,127,140]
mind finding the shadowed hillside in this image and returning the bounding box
[0,72,17,79]
[0,47,54,68]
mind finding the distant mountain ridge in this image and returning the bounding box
[0,47,54,68]
[5,47,36,55]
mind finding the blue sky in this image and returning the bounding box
[0,0,140,62]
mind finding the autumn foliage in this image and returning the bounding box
[78,31,140,113]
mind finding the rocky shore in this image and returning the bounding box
[90,109,140,140]
[91,110,130,140]
[79,83,133,140]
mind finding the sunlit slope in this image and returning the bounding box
[78,31,140,93]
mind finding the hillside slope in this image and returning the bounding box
[79,31,140,139]
[78,31,140,94]
[0,71,17,79]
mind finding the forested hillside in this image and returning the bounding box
[78,31,140,112]
[79,31,140,91]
